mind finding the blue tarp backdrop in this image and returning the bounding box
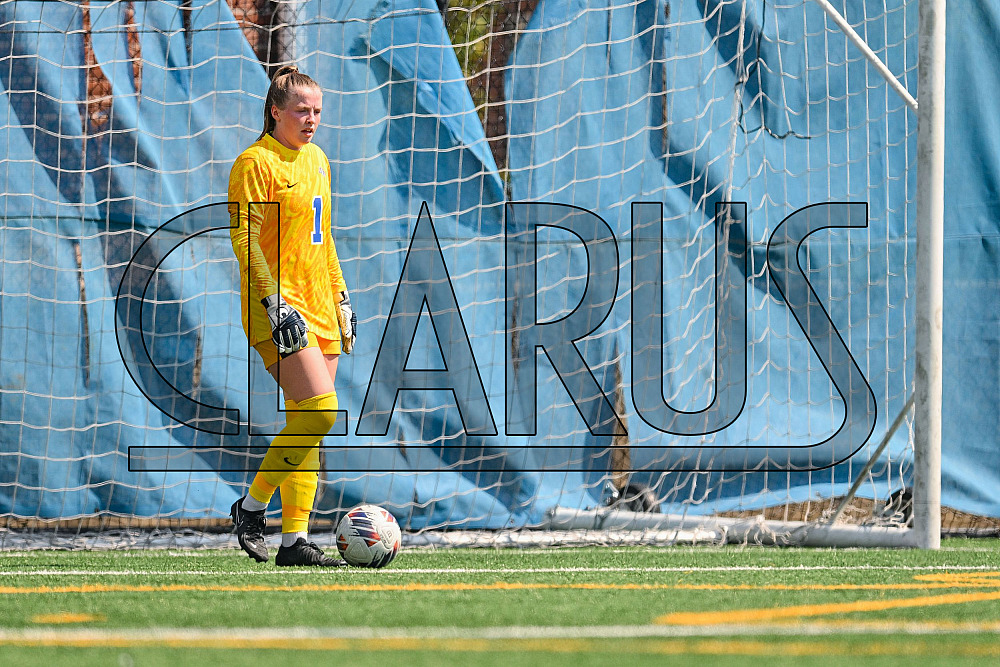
[0,0,997,526]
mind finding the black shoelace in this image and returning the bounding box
[241,508,265,532]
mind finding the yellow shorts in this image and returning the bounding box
[253,331,341,370]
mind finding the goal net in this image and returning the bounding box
[0,0,954,548]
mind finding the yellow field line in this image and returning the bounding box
[30,612,105,624]
[0,582,971,595]
[656,589,1000,626]
[5,572,1000,595]
[656,573,1000,627]
[1,634,998,658]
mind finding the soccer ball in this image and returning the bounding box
[335,504,401,568]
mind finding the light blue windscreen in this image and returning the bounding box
[1,0,997,527]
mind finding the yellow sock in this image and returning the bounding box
[279,398,320,535]
[280,453,319,534]
[248,391,337,505]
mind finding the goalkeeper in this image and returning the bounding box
[227,65,357,567]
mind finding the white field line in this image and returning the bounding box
[1,545,997,557]
[2,622,999,643]
[0,565,997,577]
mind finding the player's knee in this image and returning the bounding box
[295,391,339,434]
[301,409,337,434]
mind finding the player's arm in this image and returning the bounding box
[229,157,307,354]
[229,157,278,297]
[324,198,356,354]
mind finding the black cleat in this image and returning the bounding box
[231,497,268,563]
[275,538,346,567]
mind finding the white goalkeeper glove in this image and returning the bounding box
[261,293,309,357]
[336,290,357,354]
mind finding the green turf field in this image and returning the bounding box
[2,539,1000,666]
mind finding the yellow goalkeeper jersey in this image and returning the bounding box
[228,133,348,346]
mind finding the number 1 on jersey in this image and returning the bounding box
[311,196,323,244]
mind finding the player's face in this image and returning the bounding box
[271,85,322,150]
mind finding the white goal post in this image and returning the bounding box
[911,0,946,550]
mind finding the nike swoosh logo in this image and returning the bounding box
[284,182,298,189]
[283,457,296,466]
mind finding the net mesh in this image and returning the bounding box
[1,0,979,548]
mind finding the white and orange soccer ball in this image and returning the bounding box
[335,504,402,568]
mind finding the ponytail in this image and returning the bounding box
[257,65,320,141]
